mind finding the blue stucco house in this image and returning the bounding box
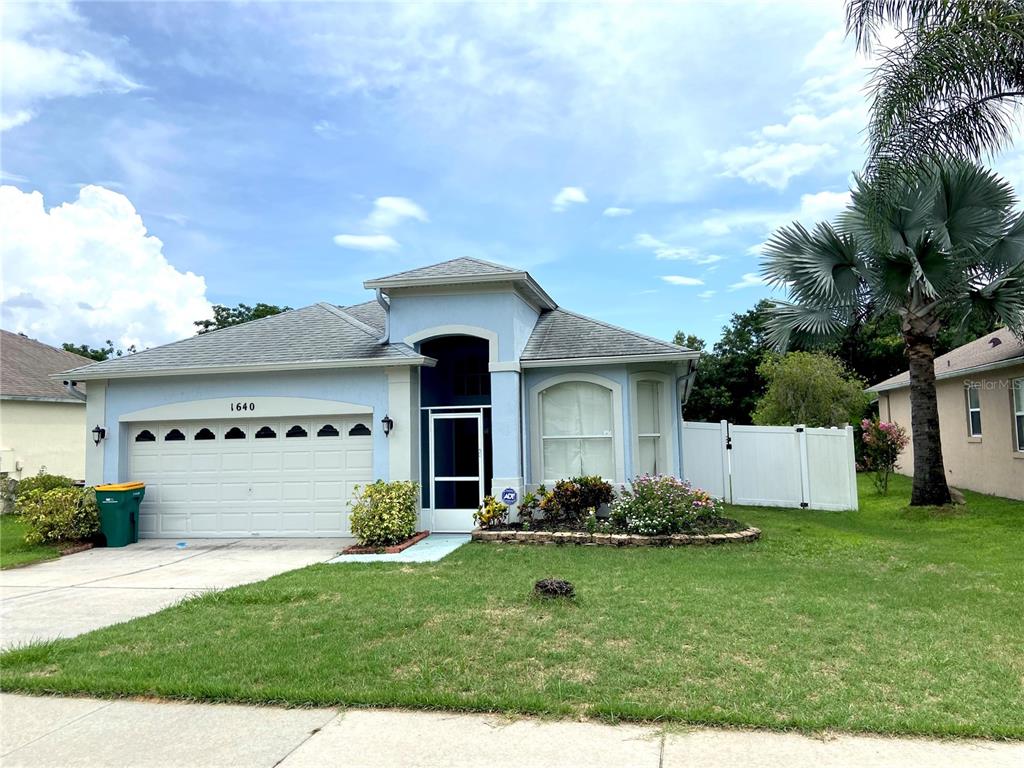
[62,258,699,536]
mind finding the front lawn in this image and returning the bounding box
[0,515,60,570]
[2,474,1022,738]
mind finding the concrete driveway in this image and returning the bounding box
[0,538,350,649]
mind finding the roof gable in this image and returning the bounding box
[1,330,91,401]
[367,257,520,284]
[521,309,696,364]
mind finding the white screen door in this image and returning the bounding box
[429,412,484,532]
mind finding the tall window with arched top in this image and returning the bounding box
[635,380,662,475]
[539,381,615,481]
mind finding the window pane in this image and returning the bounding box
[541,382,612,437]
[637,381,660,435]
[637,436,659,476]
[580,438,614,479]
[967,386,981,409]
[1017,414,1024,452]
[970,411,982,436]
[542,438,579,480]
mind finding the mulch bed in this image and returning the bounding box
[472,526,761,547]
[341,531,430,555]
[59,542,95,556]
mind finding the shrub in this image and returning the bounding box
[20,487,100,545]
[861,418,910,495]
[349,480,419,547]
[545,476,614,527]
[14,471,75,506]
[752,351,871,428]
[517,485,547,525]
[610,475,721,535]
[473,495,509,529]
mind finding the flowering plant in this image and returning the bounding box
[474,495,509,529]
[610,475,722,536]
[861,418,909,495]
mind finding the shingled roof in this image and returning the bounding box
[521,309,697,365]
[60,304,429,380]
[1,330,91,402]
[868,328,1024,392]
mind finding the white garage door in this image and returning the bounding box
[128,417,374,537]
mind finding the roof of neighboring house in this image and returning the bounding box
[1,329,91,402]
[521,309,697,366]
[868,328,1024,393]
[364,256,557,310]
[60,304,431,381]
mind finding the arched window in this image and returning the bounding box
[194,428,216,440]
[225,426,246,440]
[635,380,662,475]
[255,426,277,439]
[347,423,371,436]
[164,428,186,441]
[135,429,156,442]
[317,424,340,437]
[539,381,615,480]
[286,425,308,438]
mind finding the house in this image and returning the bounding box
[59,258,699,536]
[1,330,92,481]
[868,328,1024,500]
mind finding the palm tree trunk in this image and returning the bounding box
[904,327,952,506]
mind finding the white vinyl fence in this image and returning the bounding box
[681,421,858,511]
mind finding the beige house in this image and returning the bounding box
[0,330,92,481]
[869,329,1024,501]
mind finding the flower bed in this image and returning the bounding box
[472,527,761,546]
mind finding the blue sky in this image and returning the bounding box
[3,1,1023,351]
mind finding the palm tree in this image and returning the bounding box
[847,0,1024,186]
[761,163,1024,506]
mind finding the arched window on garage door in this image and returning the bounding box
[255,426,277,439]
[134,429,156,442]
[225,426,246,440]
[317,424,340,437]
[194,428,216,440]
[348,423,372,436]
[164,428,186,441]
[286,425,308,438]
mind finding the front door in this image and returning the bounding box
[429,412,484,532]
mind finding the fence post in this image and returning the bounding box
[795,424,811,509]
[845,425,859,510]
[720,420,732,503]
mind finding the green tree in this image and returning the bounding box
[752,352,871,428]
[61,340,136,361]
[848,0,1024,191]
[761,163,1024,506]
[194,303,291,334]
[674,300,773,424]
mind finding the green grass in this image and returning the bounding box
[0,515,59,569]
[2,475,1023,738]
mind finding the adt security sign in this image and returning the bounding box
[500,487,518,505]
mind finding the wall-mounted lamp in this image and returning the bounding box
[92,425,106,446]
[381,415,394,437]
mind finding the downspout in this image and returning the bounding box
[375,288,390,344]
[63,380,86,401]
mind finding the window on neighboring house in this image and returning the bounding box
[966,385,982,437]
[539,381,615,481]
[635,380,662,475]
[1013,379,1024,452]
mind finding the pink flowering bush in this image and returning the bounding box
[610,475,724,535]
[861,418,910,495]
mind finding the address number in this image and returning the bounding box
[230,402,256,412]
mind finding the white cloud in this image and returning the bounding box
[332,233,400,251]
[729,272,768,290]
[661,275,704,286]
[0,2,138,130]
[552,186,588,212]
[633,233,723,264]
[603,206,633,217]
[697,289,716,300]
[796,189,851,223]
[716,142,837,190]
[0,185,211,350]
[365,196,429,229]
[701,188,852,239]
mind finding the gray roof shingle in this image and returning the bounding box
[367,257,520,284]
[869,328,1024,392]
[1,330,91,401]
[339,300,386,333]
[61,303,424,380]
[521,309,696,363]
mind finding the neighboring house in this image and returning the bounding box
[0,330,91,481]
[60,258,699,536]
[868,328,1024,501]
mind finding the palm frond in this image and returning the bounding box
[763,301,860,351]
[761,221,865,305]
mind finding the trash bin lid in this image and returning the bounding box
[95,481,145,491]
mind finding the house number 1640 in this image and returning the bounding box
[230,402,255,412]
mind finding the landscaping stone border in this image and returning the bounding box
[471,527,761,546]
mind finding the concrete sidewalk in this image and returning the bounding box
[1,694,1020,767]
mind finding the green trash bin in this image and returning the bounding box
[94,482,145,547]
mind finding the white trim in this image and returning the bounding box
[629,371,676,477]
[118,397,372,423]
[58,355,436,382]
[427,410,484,532]
[488,361,522,373]
[1012,378,1024,452]
[387,366,417,483]
[0,395,86,404]
[528,372,625,485]
[965,383,983,437]
[364,271,558,310]
[522,352,699,368]
[404,324,500,363]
